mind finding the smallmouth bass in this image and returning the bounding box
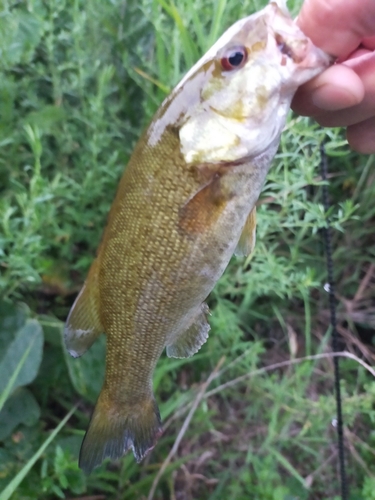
[65,1,331,473]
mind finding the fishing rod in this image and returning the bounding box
[320,142,348,500]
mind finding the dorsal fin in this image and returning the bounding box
[64,258,104,358]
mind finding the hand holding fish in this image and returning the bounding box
[292,0,375,154]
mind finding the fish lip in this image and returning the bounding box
[300,41,334,71]
[270,31,333,73]
[266,3,333,73]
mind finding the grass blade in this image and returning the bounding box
[207,0,227,46]
[156,0,198,68]
[0,406,77,500]
[269,447,307,488]
[0,340,34,413]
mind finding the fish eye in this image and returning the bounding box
[220,46,248,71]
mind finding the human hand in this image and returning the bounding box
[292,0,375,154]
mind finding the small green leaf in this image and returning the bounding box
[24,106,66,134]
[362,476,375,500]
[63,334,105,403]
[0,388,40,440]
[0,11,44,67]
[0,301,28,353]
[0,319,44,395]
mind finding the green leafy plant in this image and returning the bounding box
[1,0,375,499]
[0,303,43,436]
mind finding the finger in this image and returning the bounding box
[362,36,375,51]
[297,0,375,57]
[347,117,375,154]
[313,53,375,126]
[346,48,373,61]
[291,65,364,116]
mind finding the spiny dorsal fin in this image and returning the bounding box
[234,205,257,257]
[64,258,104,358]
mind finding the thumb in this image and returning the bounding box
[297,0,375,57]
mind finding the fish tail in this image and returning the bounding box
[79,389,163,474]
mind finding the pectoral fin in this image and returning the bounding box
[234,206,257,257]
[166,303,210,358]
[64,259,104,358]
[178,173,227,235]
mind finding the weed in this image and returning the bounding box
[1,0,375,499]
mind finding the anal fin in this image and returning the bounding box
[166,303,210,358]
[64,258,104,358]
[234,206,257,257]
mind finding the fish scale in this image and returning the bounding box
[64,1,332,473]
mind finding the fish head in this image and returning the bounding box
[148,2,331,165]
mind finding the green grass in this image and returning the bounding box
[1,0,375,499]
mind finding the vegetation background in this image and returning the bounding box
[1,0,375,498]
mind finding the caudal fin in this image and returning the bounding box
[79,391,163,474]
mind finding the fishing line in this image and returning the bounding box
[320,143,348,500]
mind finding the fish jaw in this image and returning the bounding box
[267,2,333,88]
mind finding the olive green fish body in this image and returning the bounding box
[99,122,275,388]
[64,1,331,473]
